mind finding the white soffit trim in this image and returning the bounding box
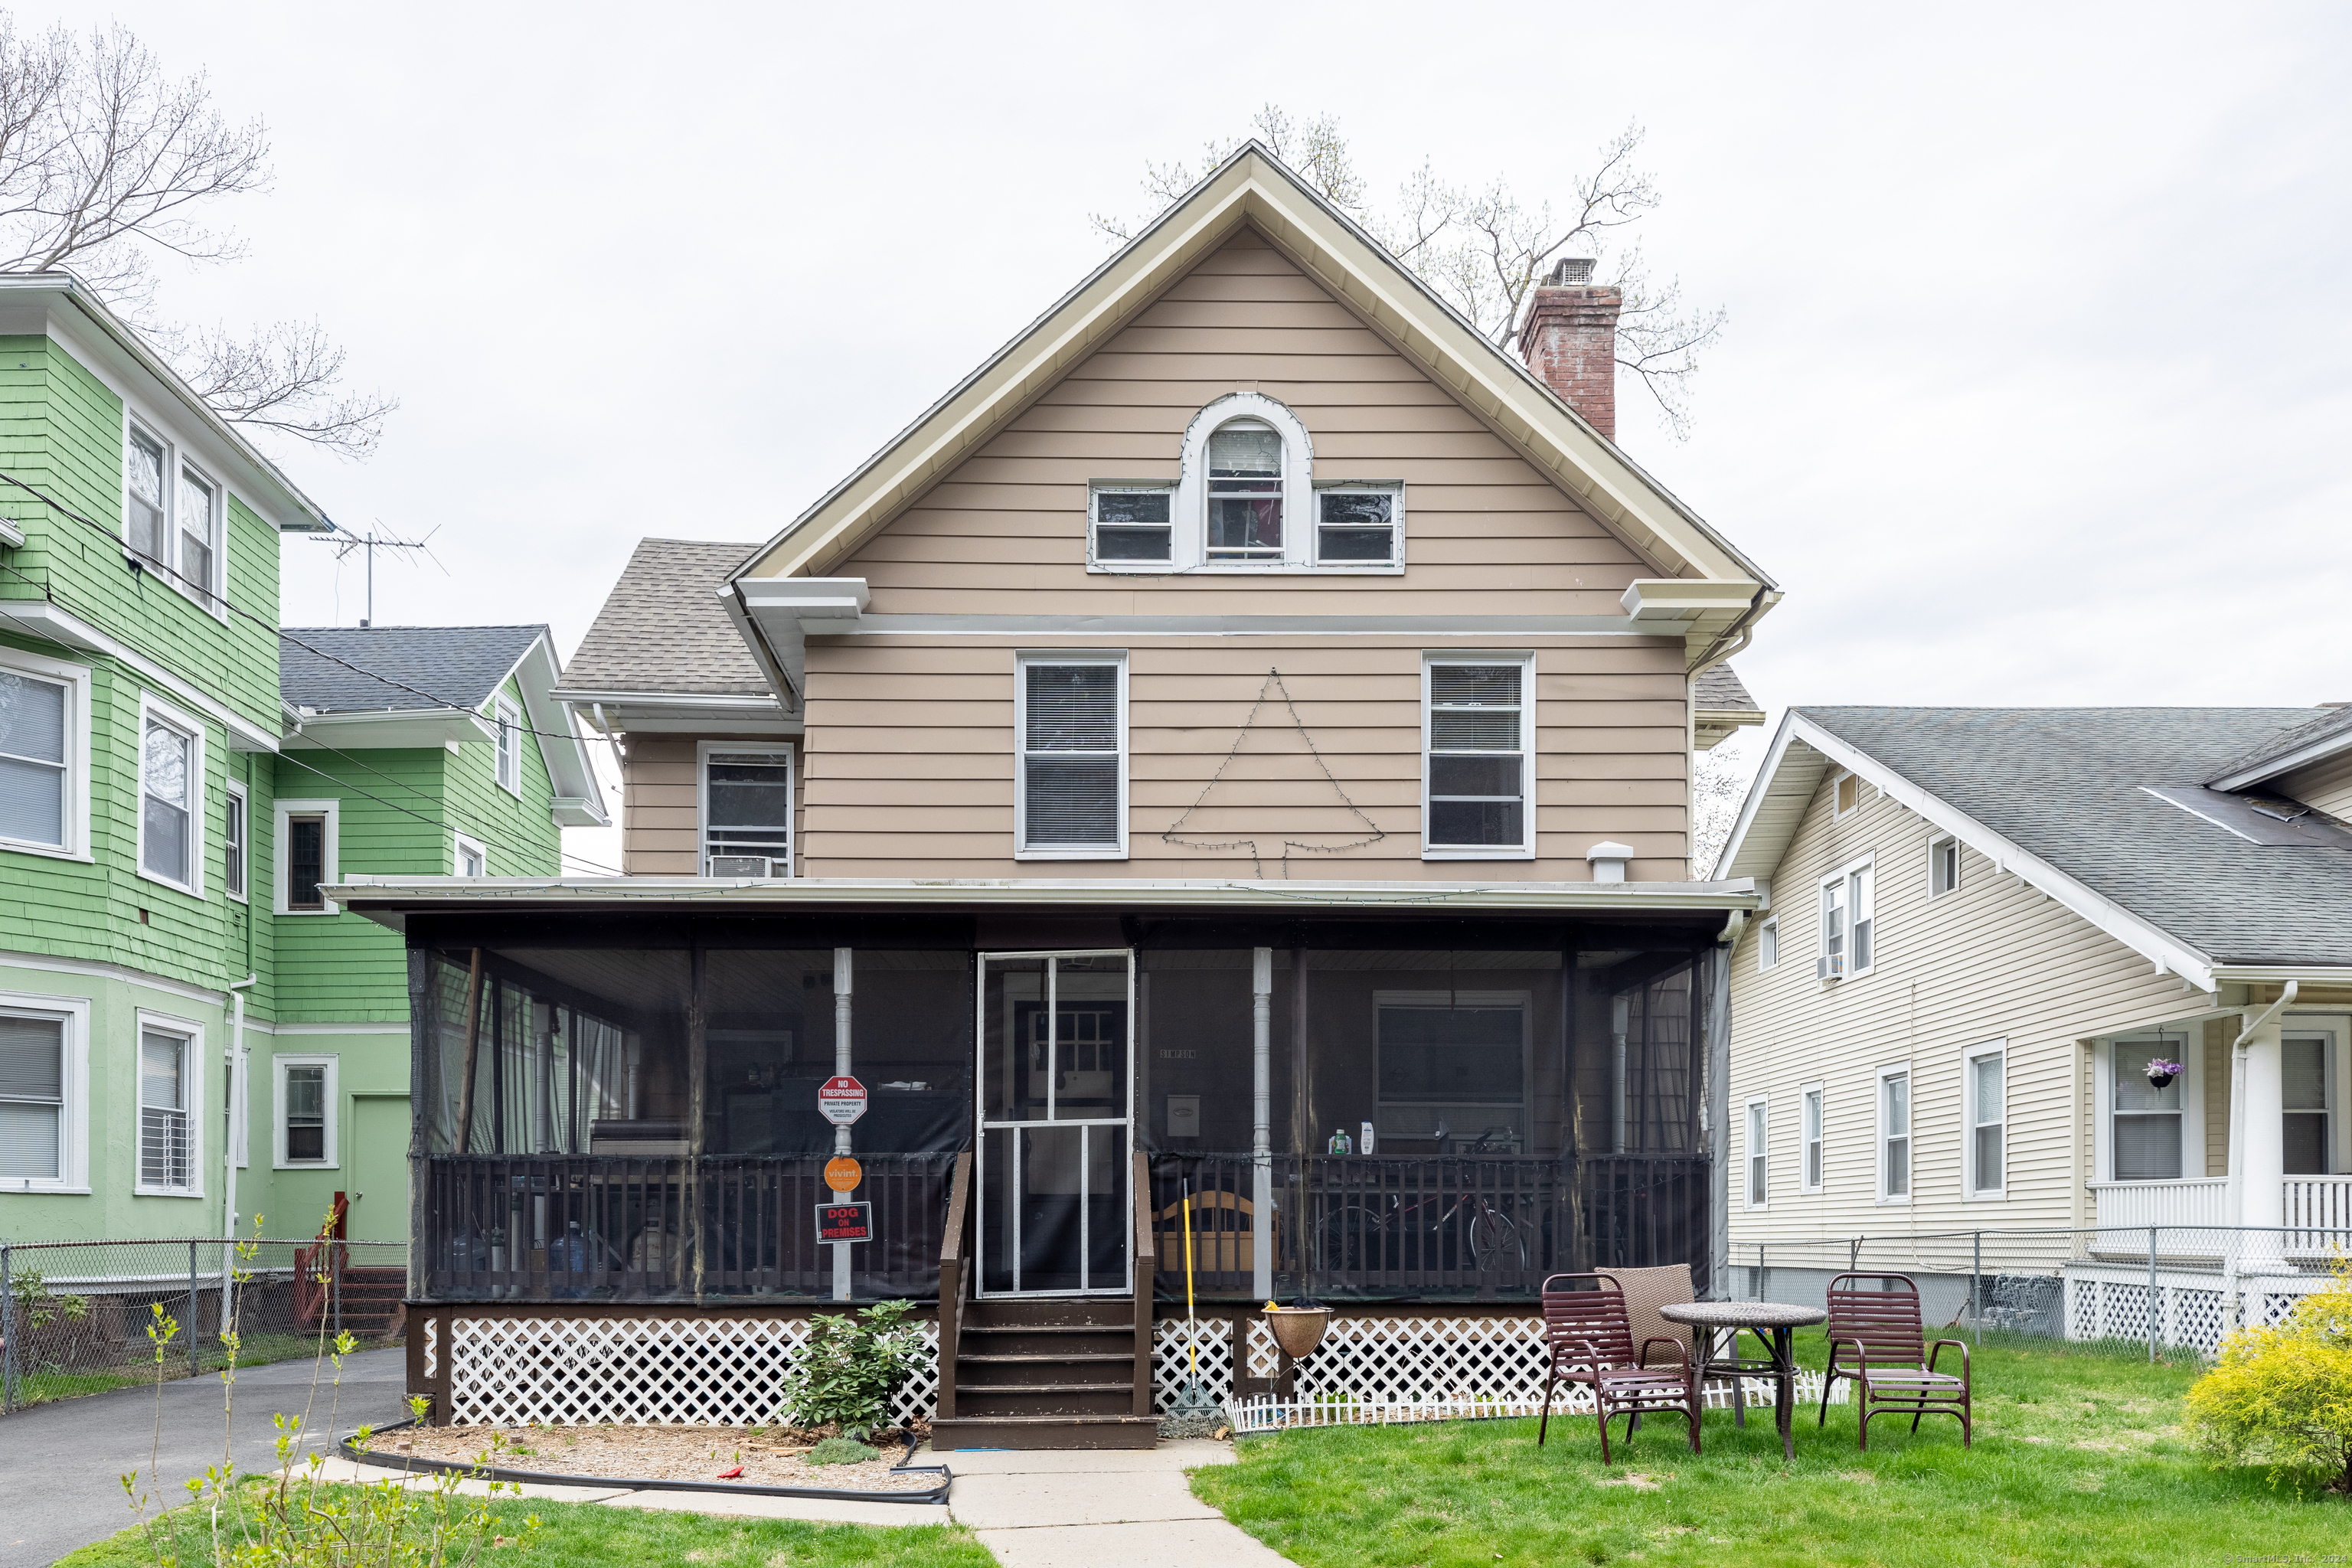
[509,632,609,826]
[286,708,495,750]
[1729,712,2220,991]
[732,143,1775,599]
[4,599,278,751]
[2208,727,2352,792]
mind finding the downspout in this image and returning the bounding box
[222,974,257,1326]
[1252,947,1273,1303]
[1687,585,1772,680]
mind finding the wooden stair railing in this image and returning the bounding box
[1132,1149,1155,1415]
[937,1150,973,1421]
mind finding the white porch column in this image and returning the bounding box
[2238,1009,2285,1233]
[834,947,854,1302]
[1252,947,1274,1303]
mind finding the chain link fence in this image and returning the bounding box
[1729,1224,2350,1364]
[1,1238,409,1413]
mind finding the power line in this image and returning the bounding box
[276,750,622,877]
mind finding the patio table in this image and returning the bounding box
[1659,1300,1827,1461]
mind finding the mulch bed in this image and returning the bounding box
[355,1422,941,1494]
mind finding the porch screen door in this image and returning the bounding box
[977,950,1133,1296]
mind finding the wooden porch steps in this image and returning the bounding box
[933,1296,1160,1450]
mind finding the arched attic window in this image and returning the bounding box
[1086,390,1402,573]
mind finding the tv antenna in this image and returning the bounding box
[310,524,446,626]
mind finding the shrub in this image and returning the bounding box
[2184,1255,2352,1496]
[805,1436,881,1466]
[775,1299,926,1439]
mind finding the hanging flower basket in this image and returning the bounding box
[2145,1060,2183,1092]
[1265,1305,1331,1359]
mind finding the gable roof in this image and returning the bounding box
[1720,705,2352,987]
[2207,703,2352,791]
[560,538,768,697]
[280,625,547,713]
[730,142,1776,659]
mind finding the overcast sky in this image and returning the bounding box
[65,2,2352,868]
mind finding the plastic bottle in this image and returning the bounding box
[1328,1127,1352,1155]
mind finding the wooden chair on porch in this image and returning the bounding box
[1537,1272,1702,1463]
[1818,1272,1972,1449]
[1155,1189,1259,1277]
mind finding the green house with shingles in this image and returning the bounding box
[0,273,606,1249]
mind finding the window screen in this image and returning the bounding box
[704,750,792,873]
[285,1063,327,1162]
[1021,662,1122,851]
[0,1012,65,1181]
[1426,662,1525,849]
[0,671,67,848]
[1206,420,1282,560]
[141,717,192,884]
[1092,490,1173,563]
[139,1029,191,1188]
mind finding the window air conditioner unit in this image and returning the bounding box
[1817,954,1845,981]
[707,855,774,878]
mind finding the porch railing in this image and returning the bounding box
[2090,1178,2352,1254]
[2286,1176,2352,1253]
[1148,1152,1709,1301]
[421,1154,956,1302]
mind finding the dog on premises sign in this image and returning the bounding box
[815,1200,873,1244]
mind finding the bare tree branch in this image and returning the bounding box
[0,17,392,456]
[1099,113,1726,439]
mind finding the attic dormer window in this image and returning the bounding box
[1206,420,1284,560]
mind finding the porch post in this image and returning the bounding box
[834,947,854,1302]
[1252,947,1273,1303]
[2236,1008,2286,1237]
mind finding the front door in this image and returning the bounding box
[977,950,1132,1296]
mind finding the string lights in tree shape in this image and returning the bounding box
[1160,668,1387,880]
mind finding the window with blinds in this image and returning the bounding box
[0,1011,66,1182]
[139,1027,193,1191]
[1018,658,1125,856]
[0,670,68,849]
[2111,1036,2184,1181]
[1425,658,1530,854]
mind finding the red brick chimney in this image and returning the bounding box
[1518,257,1622,440]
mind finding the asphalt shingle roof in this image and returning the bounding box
[1798,706,2352,968]
[1694,663,1759,712]
[280,626,545,714]
[2203,702,2352,787]
[562,539,769,697]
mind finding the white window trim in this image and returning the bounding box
[0,991,91,1193]
[1743,1095,1769,1210]
[695,740,795,877]
[2281,1018,2350,1176]
[121,415,229,619]
[1799,1081,1824,1194]
[272,1053,339,1169]
[2094,1027,2203,1184]
[1817,853,1875,981]
[224,779,249,903]
[492,695,522,795]
[273,798,341,916]
[1962,1038,2007,1200]
[1876,1064,1912,1205]
[1421,652,1537,861]
[134,693,206,898]
[132,1009,204,1198]
[1831,768,1867,820]
[1014,652,1129,861]
[1757,915,1779,972]
[1928,833,1961,899]
[1086,482,1178,570]
[0,643,93,862]
[1309,480,1407,570]
[452,831,488,877]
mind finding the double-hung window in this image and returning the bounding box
[1745,1097,1769,1207]
[1879,1067,1910,1200]
[2283,1031,2334,1175]
[137,1024,196,1194]
[139,705,201,893]
[1016,655,1125,858]
[2110,1034,2185,1180]
[1315,486,1401,566]
[1801,1084,1824,1192]
[1967,1044,2006,1196]
[493,697,521,794]
[700,745,792,876]
[1205,420,1285,561]
[276,799,338,915]
[0,667,70,851]
[1424,656,1532,857]
[123,425,223,605]
[276,1055,336,1167]
[1929,835,1961,897]
[1818,858,1873,978]
[1089,487,1174,566]
[454,834,488,877]
[0,1007,74,1185]
[1758,916,1779,971]
[224,782,247,900]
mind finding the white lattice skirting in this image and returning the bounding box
[1227,1372,1846,1435]
[2063,1266,2334,1357]
[441,1316,939,1427]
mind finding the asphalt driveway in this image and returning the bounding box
[0,1345,410,1566]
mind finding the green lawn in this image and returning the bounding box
[11,1333,398,1410]
[1191,1331,2348,1567]
[58,1485,988,1568]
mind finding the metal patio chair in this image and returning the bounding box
[1818,1272,1972,1449]
[1537,1272,1701,1463]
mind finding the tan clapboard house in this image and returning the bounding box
[1718,706,2352,1348]
[348,143,1781,1448]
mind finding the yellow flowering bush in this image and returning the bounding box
[2184,1255,2352,1496]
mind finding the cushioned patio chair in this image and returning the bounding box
[1818,1272,1971,1449]
[1537,1272,1701,1463]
